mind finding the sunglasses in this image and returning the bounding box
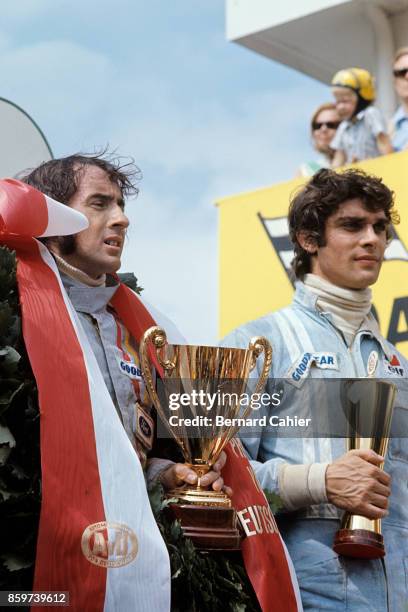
[312,121,340,131]
[393,67,408,78]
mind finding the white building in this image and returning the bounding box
[226,0,408,117]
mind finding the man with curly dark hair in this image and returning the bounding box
[222,168,408,610]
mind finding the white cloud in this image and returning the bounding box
[0,40,114,148]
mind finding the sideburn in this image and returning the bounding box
[44,235,77,256]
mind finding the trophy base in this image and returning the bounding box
[168,503,241,551]
[168,486,231,507]
[333,528,385,559]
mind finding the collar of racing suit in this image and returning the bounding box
[294,279,392,359]
[51,251,107,287]
[303,273,371,345]
[57,268,119,315]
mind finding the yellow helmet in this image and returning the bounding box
[331,67,376,102]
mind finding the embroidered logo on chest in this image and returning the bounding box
[288,352,338,382]
[383,354,405,377]
[118,358,143,380]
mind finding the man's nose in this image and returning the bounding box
[360,225,379,244]
[110,205,129,228]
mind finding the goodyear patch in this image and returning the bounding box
[118,358,143,380]
[287,352,339,386]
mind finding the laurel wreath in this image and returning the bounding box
[0,246,40,590]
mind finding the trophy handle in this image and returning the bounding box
[238,336,273,420]
[143,326,177,373]
[248,336,273,395]
[139,325,188,456]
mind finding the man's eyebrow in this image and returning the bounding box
[88,193,125,208]
[334,214,387,224]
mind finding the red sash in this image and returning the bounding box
[113,284,301,612]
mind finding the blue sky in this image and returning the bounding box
[1,1,329,342]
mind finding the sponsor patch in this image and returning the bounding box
[367,351,379,377]
[81,521,138,568]
[287,352,338,385]
[384,354,405,377]
[135,403,154,450]
[118,358,143,380]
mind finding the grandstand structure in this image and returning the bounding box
[226,0,408,118]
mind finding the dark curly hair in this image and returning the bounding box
[18,150,141,254]
[289,168,399,279]
[19,150,141,203]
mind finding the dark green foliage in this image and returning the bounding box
[117,272,143,294]
[263,489,283,515]
[149,483,261,612]
[0,246,40,591]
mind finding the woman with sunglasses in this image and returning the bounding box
[390,46,408,151]
[297,103,340,177]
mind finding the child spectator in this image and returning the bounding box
[330,67,393,167]
[297,102,340,176]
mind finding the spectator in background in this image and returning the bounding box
[297,103,340,177]
[330,67,393,167]
[390,47,408,151]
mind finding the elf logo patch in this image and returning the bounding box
[288,352,338,382]
[384,354,405,377]
[81,521,138,568]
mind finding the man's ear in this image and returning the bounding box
[297,231,317,254]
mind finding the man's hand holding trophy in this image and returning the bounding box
[140,326,272,550]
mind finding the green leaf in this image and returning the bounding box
[1,555,32,572]
[263,488,283,514]
[0,446,12,465]
[0,346,21,374]
[0,303,14,339]
[172,567,182,579]
[117,272,143,294]
[0,425,16,446]
[148,481,163,515]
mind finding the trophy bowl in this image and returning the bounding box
[140,326,272,550]
[333,379,397,559]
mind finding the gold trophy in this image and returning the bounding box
[333,379,397,558]
[140,326,272,550]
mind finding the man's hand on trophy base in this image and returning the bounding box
[326,449,391,519]
[160,451,233,497]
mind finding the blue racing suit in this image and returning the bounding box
[222,282,408,611]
